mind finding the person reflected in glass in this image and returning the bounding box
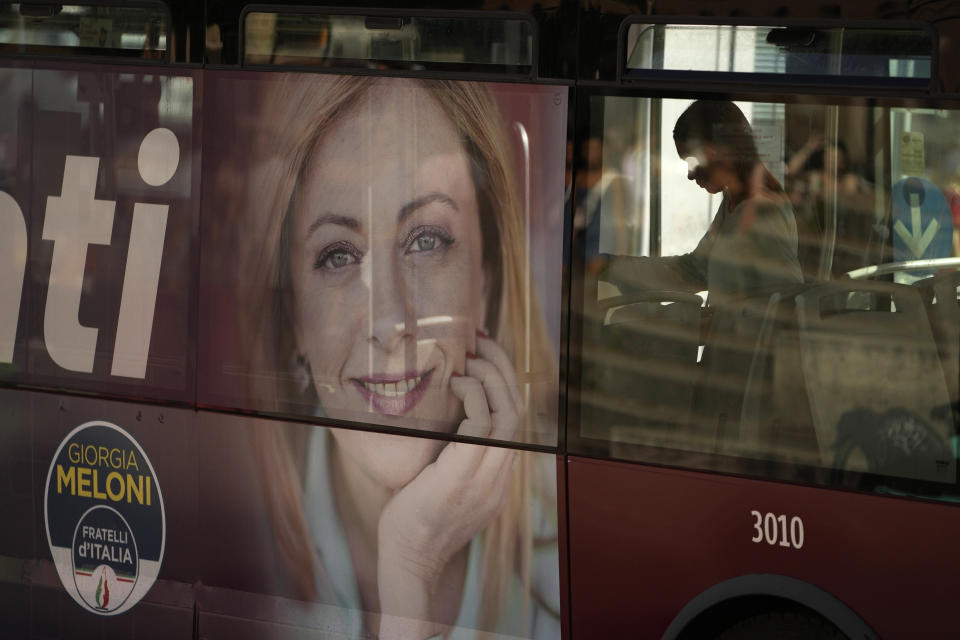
[236,76,559,639]
[787,134,875,276]
[575,135,633,274]
[600,100,803,306]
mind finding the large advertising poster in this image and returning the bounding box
[0,59,565,639]
[198,72,568,447]
[0,61,199,402]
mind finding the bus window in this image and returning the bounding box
[572,90,960,496]
[0,3,170,59]
[623,22,933,87]
[241,8,534,76]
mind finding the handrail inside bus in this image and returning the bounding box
[846,257,960,280]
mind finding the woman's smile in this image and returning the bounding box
[351,368,434,416]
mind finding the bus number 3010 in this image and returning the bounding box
[750,510,804,549]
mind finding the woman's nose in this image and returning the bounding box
[368,263,413,352]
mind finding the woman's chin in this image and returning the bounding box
[320,384,462,435]
[331,427,445,492]
[321,395,462,434]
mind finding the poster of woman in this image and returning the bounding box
[197,72,567,638]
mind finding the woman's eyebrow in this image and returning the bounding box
[306,213,360,237]
[398,192,458,223]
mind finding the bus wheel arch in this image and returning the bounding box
[662,574,879,640]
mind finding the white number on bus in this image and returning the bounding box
[750,510,803,549]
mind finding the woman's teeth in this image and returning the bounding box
[362,375,423,397]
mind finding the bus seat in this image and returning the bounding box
[735,289,819,465]
[701,284,820,462]
[794,281,955,483]
[692,294,779,454]
[917,271,960,425]
[596,292,702,446]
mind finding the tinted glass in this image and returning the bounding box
[244,10,533,73]
[625,23,933,86]
[572,92,960,498]
[0,3,169,59]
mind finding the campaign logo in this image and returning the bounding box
[44,421,165,615]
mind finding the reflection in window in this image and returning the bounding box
[625,23,932,85]
[243,10,533,73]
[0,3,168,58]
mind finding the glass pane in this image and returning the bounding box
[0,3,168,58]
[243,11,533,72]
[625,23,932,85]
[573,93,960,499]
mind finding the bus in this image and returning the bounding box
[0,1,957,638]
[569,2,960,638]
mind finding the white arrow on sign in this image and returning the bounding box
[894,192,939,258]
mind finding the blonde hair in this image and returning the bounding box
[237,74,557,632]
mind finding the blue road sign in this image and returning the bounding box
[892,177,954,270]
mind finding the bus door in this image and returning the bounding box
[193,6,571,640]
[567,16,960,639]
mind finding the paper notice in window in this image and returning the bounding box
[900,131,925,175]
[79,18,114,48]
[752,124,784,184]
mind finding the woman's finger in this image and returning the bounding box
[454,418,492,439]
[475,336,523,408]
[449,375,491,434]
[464,361,520,443]
[476,439,518,481]
[464,356,516,418]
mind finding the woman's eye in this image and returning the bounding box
[314,244,360,271]
[327,251,354,268]
[413,233,438,252]
[405,227,453,254]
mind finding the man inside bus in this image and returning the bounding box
[597,100,803,308]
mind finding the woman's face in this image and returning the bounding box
[288,81,487,449]
[677,139,726,194]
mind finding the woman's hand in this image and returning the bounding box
[377,334,522,639]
